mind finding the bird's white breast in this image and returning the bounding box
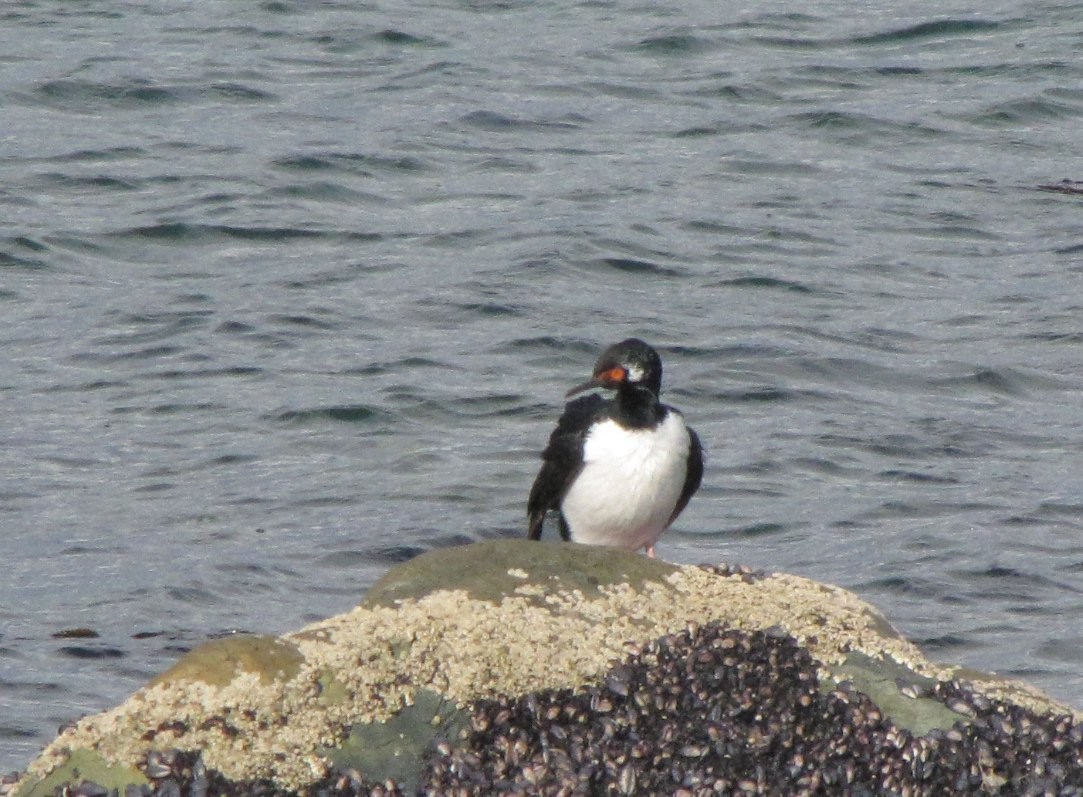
[560,411,690,552]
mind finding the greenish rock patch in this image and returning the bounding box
[324,688,469,793]
[149,634,305,688]
[16,749,147,797]
[362,538,678,608]
[826,651,970,735]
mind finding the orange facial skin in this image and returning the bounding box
[596,366,626,385]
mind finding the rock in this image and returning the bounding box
[145,635,305,689]
[12,749,146,797]
[9,540,1082,796]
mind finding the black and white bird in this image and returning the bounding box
[527,338,703,558]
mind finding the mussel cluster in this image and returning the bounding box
[423,623,1083,795]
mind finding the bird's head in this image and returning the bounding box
[566,338,663,397]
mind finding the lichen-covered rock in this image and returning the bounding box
[9,540,1081,797]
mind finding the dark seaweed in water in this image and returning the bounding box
[51,622,1083,796]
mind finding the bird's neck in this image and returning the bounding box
[614,384,665,428]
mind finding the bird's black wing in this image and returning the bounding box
[527,393,606,540]
[667,423,704,526]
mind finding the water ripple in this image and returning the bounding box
[34,78,275,111]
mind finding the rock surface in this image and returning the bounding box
[9,540,1082,796]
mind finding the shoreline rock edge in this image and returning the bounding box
[10,540,1080,795]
